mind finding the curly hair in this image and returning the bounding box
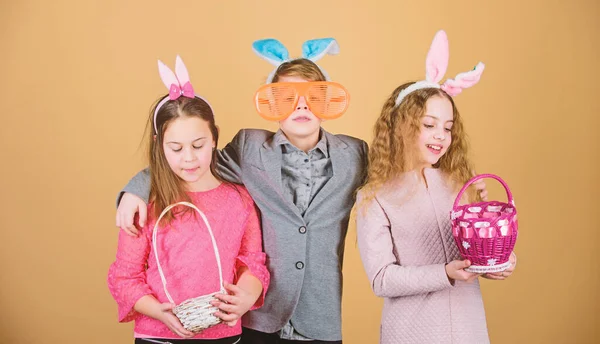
[360,82,476,203]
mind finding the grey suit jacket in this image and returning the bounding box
[120,128,368,340]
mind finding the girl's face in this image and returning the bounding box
[416,96,454,168]
[277,75,323,140]
[162,116,216,191]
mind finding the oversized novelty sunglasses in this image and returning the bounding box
[254,81,350,121]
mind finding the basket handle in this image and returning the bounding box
[453,174,515,209]
[152,202,225,305]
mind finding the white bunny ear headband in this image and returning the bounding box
[394,30,485,107]
[153,55,214,133]
[252,38,340,83]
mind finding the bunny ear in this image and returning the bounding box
[441,62,485,96]
[252,39,289,66]
[301,38,340,62]
[158,59,180,90]
[453,62,485,87]
[175,55,191,85]
[425,30,449,83]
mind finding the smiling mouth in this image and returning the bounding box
[427,144,442,151]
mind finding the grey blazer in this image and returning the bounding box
[120,128,368,341]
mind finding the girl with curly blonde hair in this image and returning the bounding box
[356,31,516,344]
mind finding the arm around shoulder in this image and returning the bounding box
[116,167,151,207]
[216,129,247,184]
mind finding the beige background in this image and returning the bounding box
[1,1,599,343]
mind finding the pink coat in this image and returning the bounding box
[357,169,489,344]
[108,184,270,340]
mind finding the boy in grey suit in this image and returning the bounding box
[116,39,367,343]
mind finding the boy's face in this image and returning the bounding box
[276,75,323,140]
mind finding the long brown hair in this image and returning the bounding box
[360,82,476,202]
[146,95,224,222]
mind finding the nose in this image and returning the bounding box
[296,96,309,111]
[183,147,196,162]
[433,129,446,141]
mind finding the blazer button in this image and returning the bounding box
[299,226,307,234]
[295,261,304,270]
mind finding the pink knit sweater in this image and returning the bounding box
[108,184,270,340]
[357,169,489,344]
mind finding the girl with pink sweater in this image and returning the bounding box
[356,31,516,344]
[107,56,269,343]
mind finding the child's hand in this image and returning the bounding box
[482,252,517,280]
[445,259,480,283]
[156,303,195,338]
[473,179,488,201]
[116,193,147,236]
[211,282,258,326]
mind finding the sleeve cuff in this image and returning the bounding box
[117,290,153,323]
[234,253,270,310]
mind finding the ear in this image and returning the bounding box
[425,30,449,84]
[441,62,485,96]
[174,55,191,85]
[301,38,339,62]
[157,59,179,89]
[252,39,289,66]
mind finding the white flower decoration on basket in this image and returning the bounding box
[152,202,225,333]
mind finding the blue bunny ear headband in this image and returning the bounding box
[252,38,340,83]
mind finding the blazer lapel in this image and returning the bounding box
[260,136,283,191]
[259,135,303,219]
[304,131,349,216]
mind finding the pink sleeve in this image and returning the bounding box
[234,200,270,310]
[356,193,452,298]
[107,220,154,322]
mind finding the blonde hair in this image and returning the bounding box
[360,82,476,202]
[271,58,326,82]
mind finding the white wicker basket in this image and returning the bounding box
[152,201,225,333]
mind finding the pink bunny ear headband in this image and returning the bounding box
[394,30,485,107]
[153,55,214,133]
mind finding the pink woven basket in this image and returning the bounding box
[450,174,518,273]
